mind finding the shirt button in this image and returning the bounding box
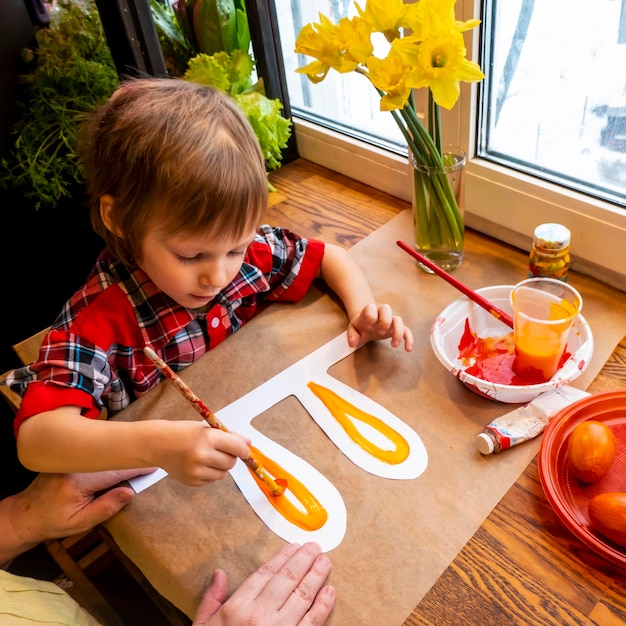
[211,317,220,328]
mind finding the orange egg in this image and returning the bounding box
[588,492,626,548]
[567,420,617,483]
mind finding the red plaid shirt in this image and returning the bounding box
[9,225,324,433]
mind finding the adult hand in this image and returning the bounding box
[6,469,154,550]
[192,542,335,626]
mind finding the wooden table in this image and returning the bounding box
[265,159,626,625]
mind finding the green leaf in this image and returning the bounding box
[235,92,292,170]
[184,50,254,95]
[149,0,194,76]
[183,53,232,92]
[234,6,251,52]
[182,49,292,170]
[227,49,255,93]
[193,0,238,55]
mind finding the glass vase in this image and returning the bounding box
[410,147,466,272]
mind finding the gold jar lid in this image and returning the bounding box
[533,223,571,250]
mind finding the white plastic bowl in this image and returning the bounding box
[430,285,594,403]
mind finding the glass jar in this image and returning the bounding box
[528,223,571,282]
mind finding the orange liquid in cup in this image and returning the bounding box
[512,297,578,382]
[513,345,565,382]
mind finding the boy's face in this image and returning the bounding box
[139,223,257,310]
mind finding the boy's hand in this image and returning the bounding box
[162,422,251,487]
[346,303,413,351]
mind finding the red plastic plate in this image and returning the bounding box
[538,390,626,568]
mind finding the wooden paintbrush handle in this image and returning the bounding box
[143,347,286,496]
[396,240,514,328]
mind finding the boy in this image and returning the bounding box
[8,78,413,486]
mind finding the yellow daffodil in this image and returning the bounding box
[389,34,421,68]
[294,14,372,83]
[409,0,480,41]
[407,30,484,110]
[367,53,412,111]
[294,0,484,261]
[354,0,419,42]
[334,16,374,65]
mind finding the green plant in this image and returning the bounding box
[184,52,292,171]
[151,0,292,172]
[177,0,250,56]
[0,0,118,210]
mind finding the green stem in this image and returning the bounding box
[405,121,464,245]
[389,108,421,158]
[429,92,442,155]
[400,106,441,166]
[412,168,432,247]
[363,69,464,249]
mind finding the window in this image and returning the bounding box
[481,0,626,206]
[273,0,626,290]
[279,1,405,152]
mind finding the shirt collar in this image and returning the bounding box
[102,253,269,352]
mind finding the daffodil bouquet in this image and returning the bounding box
[295,0,484,268]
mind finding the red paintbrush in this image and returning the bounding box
[396,240,514,329]
[144,347,286,496]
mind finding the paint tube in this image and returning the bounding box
[476,386,589,454]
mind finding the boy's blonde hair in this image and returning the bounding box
[79,78,269,265]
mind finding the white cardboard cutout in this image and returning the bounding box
[129,334,428,551]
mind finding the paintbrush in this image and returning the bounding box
[143,347,286,496]
[396,240,514,329]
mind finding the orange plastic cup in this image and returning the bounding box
[510,277,582,382]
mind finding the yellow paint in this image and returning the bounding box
[307,381,409,464]
[247,445,328,531]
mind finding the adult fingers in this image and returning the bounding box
[74,468,158,494]
[276,544,333,623]
[76,485,136,529]
[235,543,302,600]
[192,569,229,626]
[299,585,336,626]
